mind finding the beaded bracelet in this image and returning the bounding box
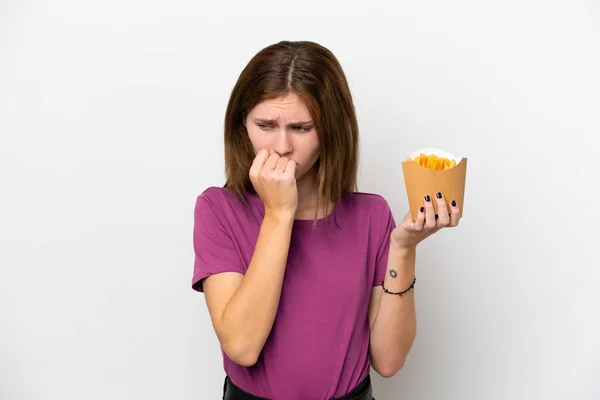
[382,276,416,296]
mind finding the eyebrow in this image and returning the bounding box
[253,118,313,126]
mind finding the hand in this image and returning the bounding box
[390,192,461,250]
[249,149,298,219]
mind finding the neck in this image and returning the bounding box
[294,169,332,220]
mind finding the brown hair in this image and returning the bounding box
[223,40,359,225]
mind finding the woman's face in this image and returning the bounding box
[245,92,320,180]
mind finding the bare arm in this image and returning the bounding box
[203,212,294,366]
[369,192,460,377]
[369,245,417,378]
[202,149,298,367]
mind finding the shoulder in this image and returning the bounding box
[197,186,236,203]
[339,192,396,258]
[195,186,248,211]
[343,191,392,216]
[194,186,260,226]
[333,191,395,233]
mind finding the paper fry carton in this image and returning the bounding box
[401,148,467,221]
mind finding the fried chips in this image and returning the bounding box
[405,153,457,170]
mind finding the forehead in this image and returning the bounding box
[249,93,312,119]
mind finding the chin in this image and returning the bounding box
[296,168,315,182]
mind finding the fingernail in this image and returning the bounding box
[419,206,424,213]
[424,195,431,202]
[435,214,439,220]
[451,200,457,207]
[436,192,442,199]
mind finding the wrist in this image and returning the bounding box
[388,243,416,276]
[264,209,295,224]
[390,241,416,259]
[390,231,418,251]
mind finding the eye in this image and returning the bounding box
[293,126,312,132]
[257,123,272,130]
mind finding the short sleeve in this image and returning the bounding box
[373,200,397,286]
[191,195,245,292]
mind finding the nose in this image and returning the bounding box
[272,128,293,157]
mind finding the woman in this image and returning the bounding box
[191,40,461,400]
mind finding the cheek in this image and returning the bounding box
[247,129,269,153]
[306,136,320,158]
[296,139,320,170]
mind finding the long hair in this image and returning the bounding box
[223,40,359,224]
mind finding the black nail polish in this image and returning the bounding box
[424,195,431,202]
[419,206,424,213]
[435,214,439,220]
[436,192,442,199]
[451,200,457,207]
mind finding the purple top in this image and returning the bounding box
[192,186,396,400]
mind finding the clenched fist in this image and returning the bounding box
[249,149,298,219]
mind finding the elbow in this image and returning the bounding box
[374,359,405,378]
[215,317,265,367]
[222,339,261,367]
[229,351,260,367]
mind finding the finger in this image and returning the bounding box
[275,157,289,173]
[434,192,450,227]
[423,195,436,230]
[449,199,461,227]
[284,159,297,179]
[413,206,425,231]
[252,148,269,165]
[261,151,281,175]
[401,212,415,231]
[249,149,269,178]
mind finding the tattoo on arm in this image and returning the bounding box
[389,269,397,279]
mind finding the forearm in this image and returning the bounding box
[222,212,293,359]
[370,245,417,377]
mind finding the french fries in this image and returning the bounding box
[405,153,457,170]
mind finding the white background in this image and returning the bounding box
[1,1,599,399]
